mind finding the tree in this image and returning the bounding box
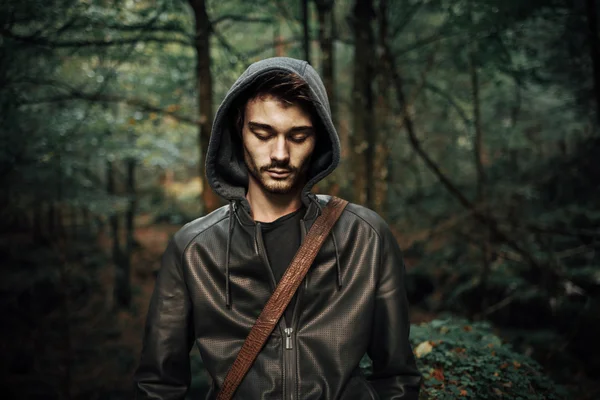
[189,0,221,214]
[315,0,336,123]
[351,0,376,208]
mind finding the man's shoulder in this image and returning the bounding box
[170,204,231,251]
[316,194,391,235]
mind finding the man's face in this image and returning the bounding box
[242,94,316,195]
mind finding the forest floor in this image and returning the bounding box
[96,215,181,393]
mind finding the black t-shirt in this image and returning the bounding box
[260,205,306,325]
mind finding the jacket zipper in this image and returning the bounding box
[285,219,308,400]
[255,222,294,400]
[282,219,307,400]
[284,327,294,349]
[254,218,309,400]
[284,326,295,400]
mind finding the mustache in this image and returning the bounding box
[260,163,296,172]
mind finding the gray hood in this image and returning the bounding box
[205,57,341,213]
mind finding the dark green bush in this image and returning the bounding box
[360,317,568,399]
[409,317,568,399]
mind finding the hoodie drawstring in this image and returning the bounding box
[225,200,235,308]
[311,195,343,290]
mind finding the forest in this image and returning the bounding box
[1,0,599,399]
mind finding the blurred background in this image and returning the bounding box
[1,0,599,399]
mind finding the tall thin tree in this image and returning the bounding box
[374,0,391,218]
[189,0,221,214]
[468,5,491,313]
[302,0,311,63]
[585,0,600,125]
[315,0,336,123]
[351,0,375,207]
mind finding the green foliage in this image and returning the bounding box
[1,0,198,231]
[361,317,568,399]
[412,317,567,399]
[407,135,600,388]
[2,0,599,397]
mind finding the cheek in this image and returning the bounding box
[293,143,316,164]
[244,139,269,162]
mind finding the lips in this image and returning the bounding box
[267,169,291,178]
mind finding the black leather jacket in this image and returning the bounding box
[134,57,421,399]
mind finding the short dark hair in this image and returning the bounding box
[234,71,316,136]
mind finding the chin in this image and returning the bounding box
[262,182,295,194]
[261,176,298,195]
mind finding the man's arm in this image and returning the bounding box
[367,222,422,399]
[134,237,194,400]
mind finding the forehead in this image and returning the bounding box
[244,94,313,126]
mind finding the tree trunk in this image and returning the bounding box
[115,157,135,309]
[351,0,375,207]
[189,0,221,214]
[469,14,491,314]
[470,53,485,202]
[374,0,390,218]
[302,0,311,63]
[33,201,42,243]
[56,153,65,238]
[82,206,91,235]
[315,0,336,124]
[56,246,73,400]
[274,14,287,56]
[48,201,55,235]
[64,204,72,239]
[586,0,600,125]
[107,158,121,311]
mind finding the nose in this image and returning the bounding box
[270,135,290,164]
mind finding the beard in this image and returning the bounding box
[243,148,311,195]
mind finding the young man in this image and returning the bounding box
[134,57,421,399]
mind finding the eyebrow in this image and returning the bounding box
[248,121,314,134]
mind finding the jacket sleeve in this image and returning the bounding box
[367,223,422,399]
[134,237,194,400]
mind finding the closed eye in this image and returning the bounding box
[289,136,308,143]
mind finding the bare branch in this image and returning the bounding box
[380,10,563,291]
[475,290,519,318]
[24,92,200,126]
[522,223,600,238]
[212,27,247,63]
[59,17,190,34]
[394,31,452,55]
[1,3,193,49]
[0,28,192,48]
[555,242,600,260]
[390,2,425,38]
[245,37,301,59]
[212,14,273,26]
[423,81,472,129]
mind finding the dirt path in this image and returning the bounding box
[103,220,181,391]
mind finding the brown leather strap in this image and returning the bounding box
[216,196,349,400]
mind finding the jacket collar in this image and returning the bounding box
[222,192,339,308]
[232,192,322,226]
